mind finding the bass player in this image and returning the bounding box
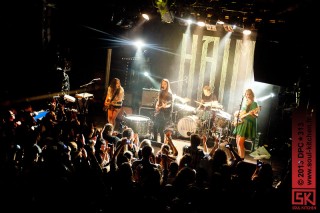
[232,88,260,160]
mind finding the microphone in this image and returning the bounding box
[92,78,101,81]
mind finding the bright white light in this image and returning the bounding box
[243,29,252,35]
[217,20,224,25]
[187,19,193,25]
[256,92,275,102]
[133,39,145,48]
[142,13,150,21]
[143,72,150,77]
[197,21,206,27]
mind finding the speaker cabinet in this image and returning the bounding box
[139,107,155,120]
[141,88,159,107]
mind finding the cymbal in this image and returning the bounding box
[174,103,195,112]
[195,100,222,108]
[173,94,190,104]
[216,110,231,120]
[181,97,191,103]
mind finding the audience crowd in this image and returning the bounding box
[0,99,291,213]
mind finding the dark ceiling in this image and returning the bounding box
[1,0,316,104]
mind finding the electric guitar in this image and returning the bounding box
[232,106,261,126]
[103,102,111,111]
[155,101,172,115]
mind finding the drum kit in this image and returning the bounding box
[120,93,232,141]
[173,97,232,140]
[50,93,94,115]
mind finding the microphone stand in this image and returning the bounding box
[227,95,245,148]
[77,79,96,123]
[169,93,175,128]
[80,81,94,88]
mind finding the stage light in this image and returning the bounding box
[133,39,145,48]
[197,21,206,27]
[217,20,224,25]
[187,19,193,25]
[142,13,150,21]
[243,29,251,35]
[257,93,275,102]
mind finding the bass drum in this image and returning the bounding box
[177,115,199,138]
[124,115,151,138]
[214,110,231,129]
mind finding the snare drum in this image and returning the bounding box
[177,115,199,138]
[64,94,76,103]
[124,115,151,137]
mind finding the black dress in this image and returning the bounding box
[153,91,173,143]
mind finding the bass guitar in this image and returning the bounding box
[232,106,261,126]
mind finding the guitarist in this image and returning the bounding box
[104,78,124,128]
[153,78,173,143]
[232,88,260,160]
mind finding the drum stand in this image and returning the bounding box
[200,110,232,147]
[215,127,225,148]
[199,110,215,137]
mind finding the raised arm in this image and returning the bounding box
[165,131,178,157]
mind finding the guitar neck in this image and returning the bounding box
[233,106,260,126]
[240,106,260,119]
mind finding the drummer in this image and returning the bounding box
[195,85,218,133]
[197,85,218,111]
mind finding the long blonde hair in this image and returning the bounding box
[245,88,255,107]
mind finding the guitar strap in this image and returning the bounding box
[110,88,119,103]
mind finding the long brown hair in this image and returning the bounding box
[109,78,120,94]
[159,78,172,101]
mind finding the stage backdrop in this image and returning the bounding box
[108,23,279,140]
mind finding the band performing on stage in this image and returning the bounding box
[49,76,255,159]
[133,83,234,145]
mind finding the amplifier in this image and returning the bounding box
[139,107,155,120]
[141,88,159,107]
